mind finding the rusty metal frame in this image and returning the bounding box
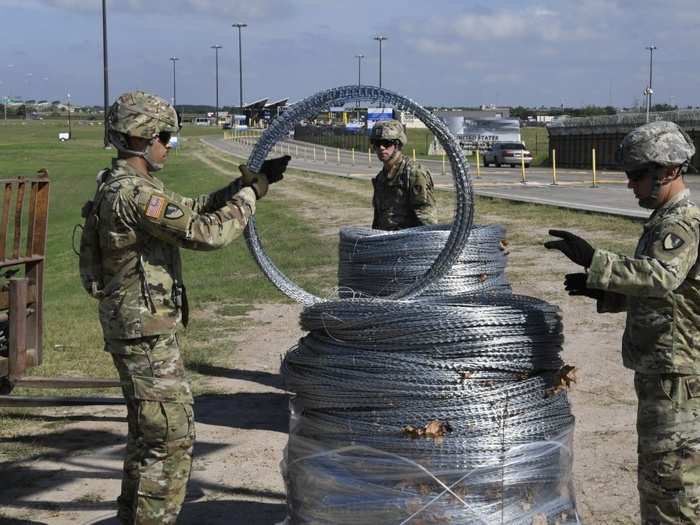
[0,174,122,406]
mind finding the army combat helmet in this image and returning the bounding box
[619,121,696,208]
[107,91,180,171]
[370,119,408,147]
[618,120,695,173]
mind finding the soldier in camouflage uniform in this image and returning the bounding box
[545,121,700,524]
[370,119,437,230]
[80,91,289,524]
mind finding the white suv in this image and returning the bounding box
[482,142,533,168]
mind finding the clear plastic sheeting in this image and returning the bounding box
[281,297,580,524]
[338,224,510,299]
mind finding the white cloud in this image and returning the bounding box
[4,0,297,18]
[414,38,462,55]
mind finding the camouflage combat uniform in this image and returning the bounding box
[371,151,437,230]
[89,158,256,524]
[588,189,700,523]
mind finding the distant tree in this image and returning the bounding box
[15,104,26,117]
[51,100,61,106]
[651,103,678,112]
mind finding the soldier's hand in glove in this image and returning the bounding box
[260,155,291,184]
[237,165,269,200]
[564,273,603,300]
[544,229,595,268]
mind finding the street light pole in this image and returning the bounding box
[67,93,72,138]
[169,57,179,109]
[101,0,110,147]
[354,54,364,121]
[645,43,657,123]
[211,45,222,126]
[373,35,387,89]
[232,23,247,112]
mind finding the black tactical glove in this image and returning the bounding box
[238,165,270,200]
[544,229,595,268]
[260,155,291,184]
[564,273,603,301]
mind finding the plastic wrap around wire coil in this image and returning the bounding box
[281,296,579,524]
[338,224,511,299]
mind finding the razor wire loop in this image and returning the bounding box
[244,85,473,305]
[338,224,511,299]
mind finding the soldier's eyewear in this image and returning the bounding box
[157,132,172,145]
[372,139,397,149]
[626,165,662,182]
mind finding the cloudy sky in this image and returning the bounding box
[2,0,699,109]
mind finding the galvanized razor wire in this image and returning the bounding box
[244,85,473,305]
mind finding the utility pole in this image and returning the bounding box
[101,0,110,147]
[169,57,179,109]
[355,54,364,121]
[232,23,247,112]
[373,35,387,89]
[211,45,222,126]
[67,93,72,138]
[645,43,657,123]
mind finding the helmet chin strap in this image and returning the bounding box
[143,138,164,172]
[638,176,662,209]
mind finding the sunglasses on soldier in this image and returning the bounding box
[156,131,172,145]
[371,139,397,149]
[626,163,663,182]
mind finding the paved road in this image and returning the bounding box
[204,136,700,220]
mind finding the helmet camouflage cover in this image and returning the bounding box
[107,91,179,139]
[619,120,696,172]
[370,119,408,146]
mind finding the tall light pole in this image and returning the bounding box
[354,54,364,121]
[645,43,657,123]
[373,35,387,89]
[232,23,247,112]
[101,0,110,147]
[67,92,72,138]
[169,57,179,109]
[211,45,222,126]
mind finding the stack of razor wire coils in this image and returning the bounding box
[281,296,579,524]
[247,85,579,524]
[338,224,511,298]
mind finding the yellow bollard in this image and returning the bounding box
[592,148,598,187]
[413,148,416,163]
[352,148,355,166]
[337,148,341,165]
[441,153,446,175]
[475,150,481,179]
[368,147,372,167]
[551,149,558,185]
[520,151,527,184]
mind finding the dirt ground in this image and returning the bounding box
[0,170,639,524]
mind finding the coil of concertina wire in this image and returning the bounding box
[338,224,511,299]
[281,297,578,524]
[244,85,473,305]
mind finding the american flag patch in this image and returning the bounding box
[145,195,166,218]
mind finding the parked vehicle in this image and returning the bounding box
[482,142,533,168]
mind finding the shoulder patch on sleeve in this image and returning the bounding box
[145,195,166,219]
[164,203,184,220]
[663,232,685,251]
